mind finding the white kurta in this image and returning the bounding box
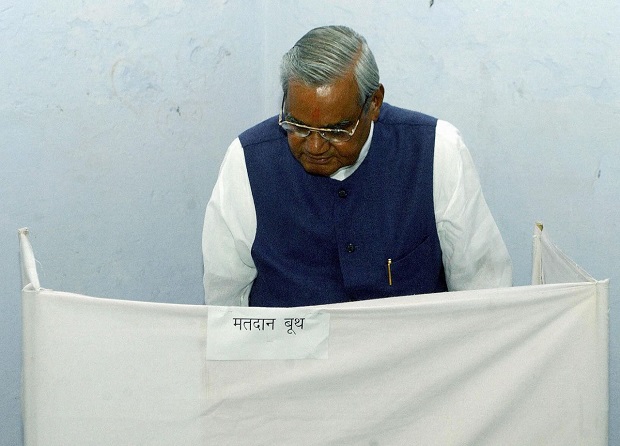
[203,119,512,306]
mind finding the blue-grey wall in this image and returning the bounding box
[1,1,617,444]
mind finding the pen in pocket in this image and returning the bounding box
[387,258,393,286]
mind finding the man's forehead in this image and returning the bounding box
[285,78,359,126]
[314,84,335,98]
[288,73,357,96]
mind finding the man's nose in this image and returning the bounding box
[305,130,329,154]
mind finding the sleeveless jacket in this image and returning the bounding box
[240,103,447,307]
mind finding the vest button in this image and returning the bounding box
[338,189,348,198]
[346,243,356,253]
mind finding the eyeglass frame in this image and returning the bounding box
[278,94,371,143]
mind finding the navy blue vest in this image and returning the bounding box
[240,103,447,307]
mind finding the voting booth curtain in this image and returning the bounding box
[20,225,608,445]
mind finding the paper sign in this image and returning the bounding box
[206,306,330,360]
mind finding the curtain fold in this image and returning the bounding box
[21,226,609,445]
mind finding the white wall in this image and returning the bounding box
[1,1,617,444]
[0,1,266,442]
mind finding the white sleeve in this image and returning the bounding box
[433,120,513,290]
[202,138,257,305]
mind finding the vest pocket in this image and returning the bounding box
[387,235,444,295]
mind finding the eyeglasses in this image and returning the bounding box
[278,96,370,143]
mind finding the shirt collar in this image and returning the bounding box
[329,121,374,181]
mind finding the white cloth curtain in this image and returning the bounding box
[20,225,608,445]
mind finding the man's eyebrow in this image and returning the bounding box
[285,113,353,129]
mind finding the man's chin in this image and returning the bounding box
[299,160,339,177]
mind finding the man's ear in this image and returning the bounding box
[369,84,385,121]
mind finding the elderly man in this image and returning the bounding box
[203,25,512,307]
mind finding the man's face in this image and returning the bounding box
[283,72,383,177]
